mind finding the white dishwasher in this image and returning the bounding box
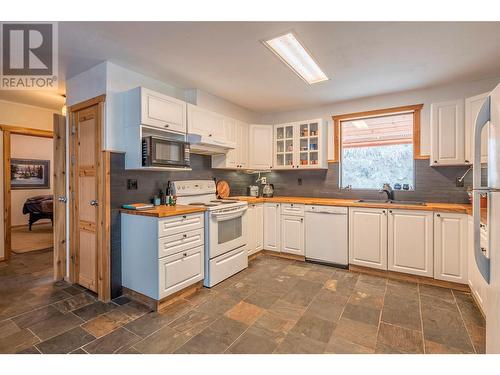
[305,205,348,266]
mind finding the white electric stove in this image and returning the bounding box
[172,180,248,287]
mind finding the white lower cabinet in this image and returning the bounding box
[349,207,388,270]
[467,216,488,314]
[281,215,305,256]
[121,212,205,301]
[246,203,263,256]
[263,203,281,252]
[387,209,434,277]
[434,212,468,283]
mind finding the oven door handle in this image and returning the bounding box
[211,206,248,221]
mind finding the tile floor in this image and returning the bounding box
[0,250,485,354]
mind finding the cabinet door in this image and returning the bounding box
[467,216,487,312]
[465,92,489,164]
[274,124,296,169]
[141,88,186,133]
[388,210,433,277]
[434,212,468,283]
[246,205,256,256]
[281,215,304,256]
[238,122,249,168]
[223,118,238,168]
[263,203,281,252]
[349,208,388,270]
[255,204,264,251]
[430,99,465,166]
[249,125,273,170]
[187,104,225,141]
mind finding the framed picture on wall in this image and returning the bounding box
[10,159,50,190]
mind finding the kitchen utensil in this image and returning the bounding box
[216,180,230,198]
[262,183,274,197]
[248,185,259,197]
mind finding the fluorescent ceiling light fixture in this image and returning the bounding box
[264,32,329,85]
[352,120,368,129]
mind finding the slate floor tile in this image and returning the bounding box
[224,301,264,325]
[325,335,374,354]
[72,301,116,321]
[133,326,191,354]
[274,332,326,354]
[168,310,217,337]
[83,327,141,354]
[81,309,131,338]
[381,293,421,331]
[341,303,381,327]
[375,322,423,353]
[290,313,336,343]
[227,331,280,354]
[29,312,83,341]
[333,318,379,349]
[36,327,95,354]
[12,305,63,329]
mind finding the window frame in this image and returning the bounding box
[330,104,425,163]
[330,104,424,190]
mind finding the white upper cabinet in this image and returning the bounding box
[430,99,465,166]
[387,209,434,277]
[465,92,490,164]
[434,212,468,283]
[248,124,273,170]
[212,120,249,169]
[187,103,226,141]
[348,207,388,270]
[126,87,187,134]
[274,119,327,170]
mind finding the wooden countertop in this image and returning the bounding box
[120,205,206,218]
[231,196,472,215]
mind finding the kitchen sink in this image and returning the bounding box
[356,199,426,206]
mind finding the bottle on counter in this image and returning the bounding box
[159,189,166,205]
[153,195,161,206]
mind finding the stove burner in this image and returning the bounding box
[211,199,237,204]
[188,202,219,207]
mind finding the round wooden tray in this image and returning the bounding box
[216,180,230,198]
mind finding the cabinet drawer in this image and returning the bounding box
[159,245,204,299]
[158,213,204,237]
[158,228,204,258]
[281,203,304,216]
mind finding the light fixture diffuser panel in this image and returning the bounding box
[264,32,328,85]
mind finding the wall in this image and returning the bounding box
[10,134,54,226]
[66,61,261,151]
[109,152,252,298]
[260,76,500,157]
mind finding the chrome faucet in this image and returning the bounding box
[380,183,394,200]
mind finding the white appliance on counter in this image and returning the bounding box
[172,180,248,287]
[304,205,348,266]
[473,82,500,353]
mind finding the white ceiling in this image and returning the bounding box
[3,22,500,113]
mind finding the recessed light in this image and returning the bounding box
[263,32,328,85]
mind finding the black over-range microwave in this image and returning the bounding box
[142,136,190,168]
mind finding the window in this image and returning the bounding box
[332,105,423,190]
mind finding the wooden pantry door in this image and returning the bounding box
[70,102,102,292]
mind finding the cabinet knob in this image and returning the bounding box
[465,160,470,163]
[183,253,187,257]
[434,160,438,164]
[164,124,170,128]
[481,247,487,253]
[436,213,441,217]
[276,204,279,207]
[382,210,386,214]
[389,210,393,214]
[300,218,303,222]
[209,134,212,137]
[183,234,187,238]
[183,215,187,219]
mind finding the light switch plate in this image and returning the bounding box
[261,177,267,185]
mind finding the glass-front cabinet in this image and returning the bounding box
[273,119,327,170]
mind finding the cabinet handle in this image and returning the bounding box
[480,223,486,228]
[481,247,487,253]
[164,124,170,128]
[465,160,470,164]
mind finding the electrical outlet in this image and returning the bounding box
[298,178,302,186]
[127,179,138,190]
[261,177,267,185]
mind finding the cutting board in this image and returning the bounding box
[216,180,230,198]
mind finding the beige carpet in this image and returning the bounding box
[11,223,53,254]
